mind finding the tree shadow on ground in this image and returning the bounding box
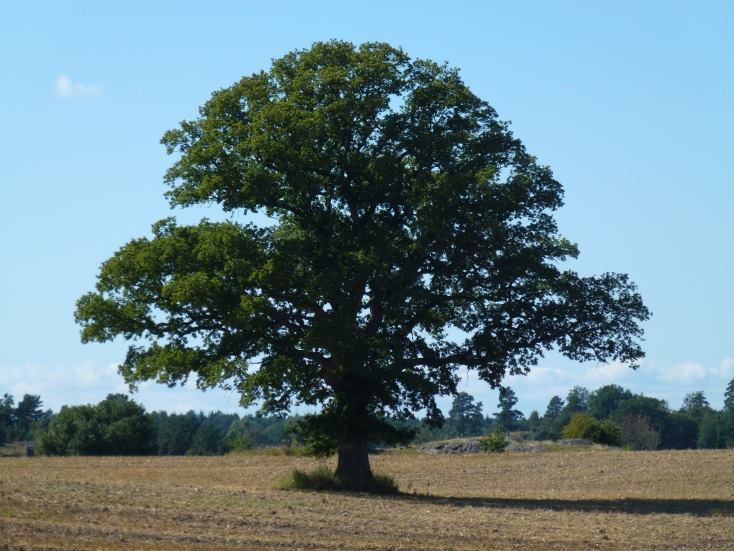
[394,494,734,517]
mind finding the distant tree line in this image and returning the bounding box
[389,387,524,443]
[3,378,734,455]
[150,410,295,455]
[39,396,300,456]
[394,380,734,450]
[528,382,734,449]
[1,393,297,456]
[0,393,52,444]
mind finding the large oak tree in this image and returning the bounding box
[76,41,649,488]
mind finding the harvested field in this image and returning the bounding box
[1,449,732,550]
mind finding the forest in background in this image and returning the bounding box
[2,379,734,456]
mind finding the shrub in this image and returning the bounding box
[593,419,623,446]
[561,412,596,439]
[36,395,154,456]
[280,465,398,494]
[561,413,622,446]
[281,465,340,491]
[479,425,508,453]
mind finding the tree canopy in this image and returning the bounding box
[37,394,155,456]
[75,40,649,487]
[588,384,633,420]
[724,378,734,412]
[446,391,485,437]
[494,386,523,432]
[544,396,564,419]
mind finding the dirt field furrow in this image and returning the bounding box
[1,450,732,550]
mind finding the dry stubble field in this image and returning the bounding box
[1,449,733,550]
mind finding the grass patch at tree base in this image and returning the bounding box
[280,465,399,494]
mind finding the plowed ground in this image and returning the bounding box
[1,449,733,550]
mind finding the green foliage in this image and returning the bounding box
[280,465,398,494]
[561,412,622,446]
[612,396,697,449]
[224,415,296,452]
[0,394,14,445]
[150,410,239,455]
[74,40,650,483]
[280,465,339,491]
[13,394,44,440]
[561,412,596,440]
[697,411,726,449]
[723,406,734,447]
[594,420,623,446]
[191,411,240,455]
[663,412,699,449]
[151,411,201,455]
[17,379,734,457]
[533,396,567,440]
[680,391,710,412]
[0,393,50,443]
[535,387,591,442]
[527,410,541,433]
[292,408,415,457]
[565,386,590,413]
[679,391,712,424]
[446,392,486,437]
[395,417,449,444]
[588,385,633,420]
[36,395,155,456]
[724,379,734,413]
[479,425,508,452]
[494,386,523,432]
[188,423,224,455]
[544,396,564,419]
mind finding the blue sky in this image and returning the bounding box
[1,1,732,416]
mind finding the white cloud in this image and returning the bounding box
[55,74,101,99]
[525,366,575,385]
[579,361,634,384]
[716,357,734,379]
[131,378,247,413]
[655,362,707,383]
[0,362,125,410]
[650,359,734,384]
[4,356,733,417]
[74,362,104,388]
[0,362,246,414]
[506,361,637,389]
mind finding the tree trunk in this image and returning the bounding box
[335,443,373,487]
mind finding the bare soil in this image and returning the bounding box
[1,449,732,550]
